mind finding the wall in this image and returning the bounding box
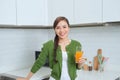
[0,25,120,73]
[48,26,120,71]
[0,29,48,73]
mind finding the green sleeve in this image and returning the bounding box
[31,43,48,73]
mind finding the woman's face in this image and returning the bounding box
[54,20,70,40]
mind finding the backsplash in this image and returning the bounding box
[48,26,120,71]
[0,29,48,73]
[0,26,120,73]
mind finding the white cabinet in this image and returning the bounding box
[17,0,48,25]
[0,0,48,25]
[48,0,102,25]
[1,0,120,26]
[74,0,102,24]
[0,0,16,25]
[103,0,120,22]
[47,0,74,25]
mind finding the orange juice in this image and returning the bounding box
[75,51,83,63]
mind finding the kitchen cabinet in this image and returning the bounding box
[47,0,102,25]
[0,0,48,26]
[0,0,16,25]
[17,0,48,25]
[1,0,120,26]
[47,0,74,25]
[74,0,102,24]
[103,0,120,22]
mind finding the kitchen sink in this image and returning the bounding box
[0,74,17,80]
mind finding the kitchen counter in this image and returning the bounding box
[5,66,120,80]
[77,70,120,80]
[6,67,51,80]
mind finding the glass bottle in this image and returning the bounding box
[88,61,92,71]
[83,58,89,71]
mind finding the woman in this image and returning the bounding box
[17,16,85,80]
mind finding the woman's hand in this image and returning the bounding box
[16,77,29,80]
[16,72,33,80]
[77,58,86,69]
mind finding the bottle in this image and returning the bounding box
[83,58,89,71]
[88,61,92,71]
[93,56,99,70]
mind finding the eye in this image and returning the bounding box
[56,26,60,29]
[63,25,67,28]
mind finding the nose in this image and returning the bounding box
[59,27,64,32]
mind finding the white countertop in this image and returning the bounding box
[6,67,51,80]
[5,66,120,80]
[77,70,120,80]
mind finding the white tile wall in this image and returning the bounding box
[0,26,120,73]
[0,29,48,73]
[48,26,120,69]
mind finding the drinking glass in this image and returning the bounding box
[75,46,83,63]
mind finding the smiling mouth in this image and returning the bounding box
[59,33,66,36]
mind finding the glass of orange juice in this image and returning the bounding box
[75,46,83,63]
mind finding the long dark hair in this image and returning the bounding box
[53,16,70,62]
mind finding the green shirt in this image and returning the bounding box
[31,39,82,80]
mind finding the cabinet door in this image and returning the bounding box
[17,0,48,25]
[48,0,74,25]
[103,0,120,22]
[75,0,102,24]
[0,0,16,25]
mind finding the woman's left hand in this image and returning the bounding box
[77,58,86,68]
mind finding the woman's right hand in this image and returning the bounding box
[16,77,29,80]
[16,72,33,80]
